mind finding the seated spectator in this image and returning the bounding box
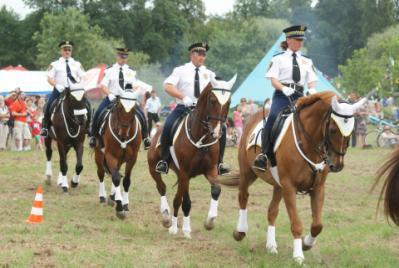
[0,96,10,150]
[380,125,399,148]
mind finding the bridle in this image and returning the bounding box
[59,88,87,138]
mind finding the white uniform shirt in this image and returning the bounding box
[145,96,161,114]
[100,63,138,96]
[48,57,85,87]
[164,62,216,104]
[266,48,317,87]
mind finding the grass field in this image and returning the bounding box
[0,144,399,267]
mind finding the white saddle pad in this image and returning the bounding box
[246,114,293,152]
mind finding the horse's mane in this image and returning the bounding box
[296,91,336,110]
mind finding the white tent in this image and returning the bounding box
[0,71,52,95]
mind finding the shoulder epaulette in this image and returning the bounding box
[272,52,284,57]
[302,54,310,59]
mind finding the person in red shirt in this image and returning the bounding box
[9,92,32,151]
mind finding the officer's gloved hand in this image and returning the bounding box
[182,96,194,107]
[108,93,116,101]
[282,86,295,97]
[55,84,65,92]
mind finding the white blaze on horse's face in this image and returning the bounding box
[120,92,137,113]
[210,74,237,106]
[331,96,366,137]
[70,89,85,101]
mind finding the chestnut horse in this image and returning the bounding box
[224,92,367,264]
[147,75,236,238]
[44,87,89,193]
[94,92,142,219]
[373,148,399,225]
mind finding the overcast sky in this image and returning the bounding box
[0,0,235,18]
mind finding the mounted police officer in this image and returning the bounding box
[253,25,318,171]
[41,41,90,137]
[89,47,151,149]
[155,42,230,175]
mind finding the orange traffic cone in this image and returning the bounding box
[26,186,43,224]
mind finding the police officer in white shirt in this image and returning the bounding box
[89,47,151,149]
[145,90,161,131]
[155,42,230,175]
[41,41,89,137]
[253,25,318,171]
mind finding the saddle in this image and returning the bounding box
[50,97,64,120]
[166,111,189,146]
[98,102,117,136]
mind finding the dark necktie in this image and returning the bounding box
[65,59,77,83]
[292,53,300,83]
[194,67,200,98]
[119,67,124,90]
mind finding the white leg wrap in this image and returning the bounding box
[99,182,106,197]
[160,196,170,214]
[111,183,116,195]
[236,209,248,233]
[57,172,63,186]
[207,199,218,219]
[122,191,129,205]
[72,174,80,184]
[303,234,316,247]
[45,161,52,176]
[114,186,122,201]
[293,238,305,264]
[182,216,191,238]
[61,175,68,188]
[169,216,178,235]
[266,226,278,253]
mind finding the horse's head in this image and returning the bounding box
[325,95,367,172]
[114,91,137,138]
[63,86,87,126]
[195,74,237,138]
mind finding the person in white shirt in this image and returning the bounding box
[41,41,88,137]
[253,25,318,171]
[89,47,151,149]
[145,90,161,131]
[155,42,230,175]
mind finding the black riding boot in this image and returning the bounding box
[253,125,271,172]
[218,125,230,175]
[85,99,92,135]
[155,143,170,174]
[89,119,97,148]
[40,109,50,137]
[136,108,151,150]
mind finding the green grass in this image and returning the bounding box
[0,145,398,267]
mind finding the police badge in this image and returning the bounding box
[203,73,208,80]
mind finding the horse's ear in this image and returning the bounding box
[351,98,367,113]
[331,95,339,111]
[226,74,237,90]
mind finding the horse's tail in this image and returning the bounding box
[372,148,399,225]
[218,172,241,187]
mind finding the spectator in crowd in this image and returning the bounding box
[348,92,359,147]
[145,90,162,132]
[9,92,31,151]
[233,106,243,146]
[238,98,250,125]
[354,98,369,149]
[30,113,43,151]
[25,97,36,125]
[36,97,46,111]
[264,98,272,110]
[0,96,10,150]
[247,98,258,114]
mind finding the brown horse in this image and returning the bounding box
[94,92,142,219]
[44,87,89,193]
[147,75,236,238]
[373,148,399,225]
[223,91,367,264]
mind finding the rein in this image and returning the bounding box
[59,92,86,139]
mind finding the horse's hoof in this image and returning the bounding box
[294,256,305,265]
[161,211,171,228]
[266,245,278,254]
[233,230,246,241]
[204,217,215,230]
[70,181,79,188]
[116,210,127,220]
[123,204,129,211]
[169,226,178,235]
[183,231,191,239]
[62,187,68,193]
[45,175,51,185]
[99,196,106,203]
[107,195,115,207]
[302,237,315,251]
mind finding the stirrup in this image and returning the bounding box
[218,163,230,175]
[89,136,97,148]
[143,137,151,150]
[155,160,169,174]
[253,153,268,172]
[40,128,48,137]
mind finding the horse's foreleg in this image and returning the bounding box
[266,186,282,254]
[282,183,304,264]
[71,142,84,188]
[181,180,191,239]
[204,168,220,231]
[95,150,106,203]
[58,143,69,193]
[44,137,53,185]
[122,159,135,212]
[303,183,325,251]
[169,173,189,236]
[107,156,125,219]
